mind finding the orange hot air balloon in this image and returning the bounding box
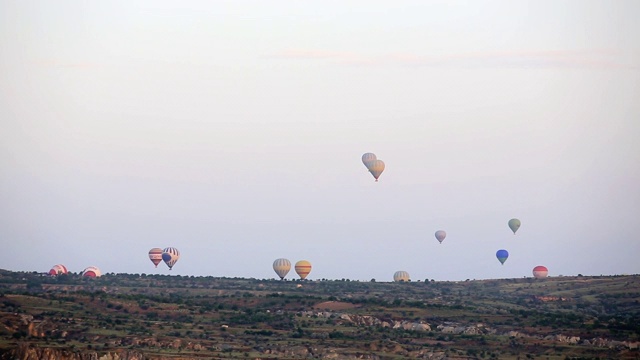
[148,248,163,268]
[294,260,312,280]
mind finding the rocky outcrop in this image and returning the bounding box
[0,343,146,360]
[437,322,495,335]
[391,321,431,331]
[544,334,580,344]
[301,311,432,332]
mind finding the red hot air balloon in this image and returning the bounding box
[82,266,102,278]
[148,248,163,267]
[532,265,549,279]
[49,264,68,276]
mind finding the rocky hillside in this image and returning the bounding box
[1,270,638,359]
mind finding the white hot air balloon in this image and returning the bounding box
[435,230,446,244]
[361,153,377,170]
[273,258,291,280]
[162,247,180,270]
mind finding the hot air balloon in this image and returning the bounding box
[508,218,521,234]
[82,266,102,278]
[162,247,180,270]
[368,159,385,182]
[496,249,509,265]
[148,248,163,268]
[393,271,410,282]
[273,258,291,280]
[48,264,68,276]
[532,265,548,279]
[361,153,377,170]
[294,260,312,280]
[435,230,446,244]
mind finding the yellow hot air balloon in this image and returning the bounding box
[294,260,312,280]
[393,271,410,282]
[369,160,385,182]
[273,258,291,280]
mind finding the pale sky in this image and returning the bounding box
[1,1,639,281]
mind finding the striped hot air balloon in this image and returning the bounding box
[294,260,312,280]
[393,271,410,282]
[361,153,377,170]
[82,266,102,278]
[48,264,68,276]
[273,258,291,280]
[162,247,180,270]
[532,265,549,279]
[148,248,163,268]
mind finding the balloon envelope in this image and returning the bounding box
[361,153,377,170]
[273,258,291,280]
[148,248,163,268]
[533,265,549,278]
[368,160,385,181]
[496,249,509,265]
[162,247,180,270]
[49,264,68,276]
[393,271,410,282]
[435,230,446,244]
[82,266,102,278]
[294,260,312,280]
[508,218,521,234]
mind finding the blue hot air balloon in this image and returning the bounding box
[496,249,509,265]
[162,247,180,270]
